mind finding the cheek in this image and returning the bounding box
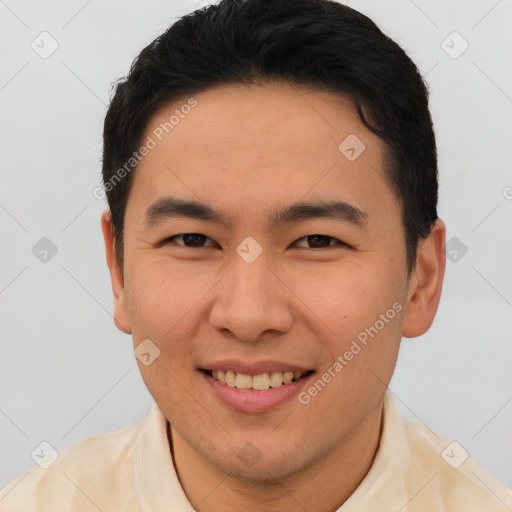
[124,264,205,401]
[287,261,406,389]
[290,264,400,335]
[124,260,220,365]
[124,262,195,340]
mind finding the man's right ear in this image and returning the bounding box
[101,210,132,334]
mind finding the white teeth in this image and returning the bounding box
[252,373,270,391]
[209,369,307,390]
[283,372,294,384]
[269,372,283,388]
[235,373,252,389]
[225,370,236,388]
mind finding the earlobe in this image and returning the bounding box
[101,210,132,335]
[402,218,446,338]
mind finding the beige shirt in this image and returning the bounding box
[1,390,511,511]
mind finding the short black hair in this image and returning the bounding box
[102,0,438,271]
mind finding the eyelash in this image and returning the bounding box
[163,233,348,250]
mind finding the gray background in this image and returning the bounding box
[1,0,511,490]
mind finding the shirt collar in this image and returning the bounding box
[134,390,407,511]
[134,403,193,511]
[337,389,410,511]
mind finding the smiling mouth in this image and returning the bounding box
[201,369,315,391]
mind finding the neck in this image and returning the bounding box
[169,402,383,512]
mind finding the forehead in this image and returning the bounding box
[128,81,398,227]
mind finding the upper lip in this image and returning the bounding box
[199,359,314,375]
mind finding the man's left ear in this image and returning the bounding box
[402,218,446,338]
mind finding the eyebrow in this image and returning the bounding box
[144,196,367,230]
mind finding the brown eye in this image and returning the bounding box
[167,233,216,247]
[294,235,344,249]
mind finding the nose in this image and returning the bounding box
[209,254,294,343]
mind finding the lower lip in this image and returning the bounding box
[200,371,315,414]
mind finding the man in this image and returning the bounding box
[1,0,511,510]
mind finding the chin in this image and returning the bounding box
[204,433,323,483]
[214,453,303,483]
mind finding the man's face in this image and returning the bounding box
[106,82,426,479]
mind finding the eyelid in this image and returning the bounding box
[292,235,347,249]
[165,234,217,247]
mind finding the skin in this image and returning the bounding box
[102,81,446,511]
